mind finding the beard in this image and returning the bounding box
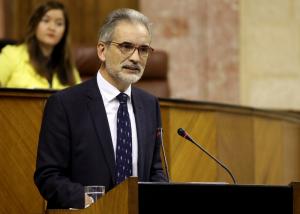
[105,61,144,85]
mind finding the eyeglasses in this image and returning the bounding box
[106,41,154,57]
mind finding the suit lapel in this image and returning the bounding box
[85,78,116,184]
[132,88,146,179]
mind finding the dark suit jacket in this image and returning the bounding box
[34,77,167,209]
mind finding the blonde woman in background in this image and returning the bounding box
[0,0,81,89]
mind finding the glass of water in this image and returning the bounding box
[84,185,105,203]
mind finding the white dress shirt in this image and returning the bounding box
[96,72,138,176]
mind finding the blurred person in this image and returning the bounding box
[0,0,81,89]
[34,8,167,209]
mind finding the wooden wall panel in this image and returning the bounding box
[160,99,300,185]
[3,0,139,45]
[161,106,218,182]
[0,93,47,213]
[282,122,300,184]
[216,112,254,184]
[254,117,283,184]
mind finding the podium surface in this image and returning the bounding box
[139,182,293,213]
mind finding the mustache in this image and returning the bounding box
[122,64,142,71]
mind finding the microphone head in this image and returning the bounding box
[177,128,185,137]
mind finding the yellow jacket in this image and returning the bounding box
[0,44,81,89]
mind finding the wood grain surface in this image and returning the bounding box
[1,89,300,213]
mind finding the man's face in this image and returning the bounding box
[98,21,151,90]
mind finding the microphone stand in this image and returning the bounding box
[157,128,170,182]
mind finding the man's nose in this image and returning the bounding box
[129,48,141,62]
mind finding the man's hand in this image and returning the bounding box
[85,194,94,208]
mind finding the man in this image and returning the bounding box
[34,8,167,209]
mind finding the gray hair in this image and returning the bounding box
[98,8,152,43]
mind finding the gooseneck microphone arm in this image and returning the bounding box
[177,128,237,184]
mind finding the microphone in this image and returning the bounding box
[177,128,237,184]
[157,128,170,182]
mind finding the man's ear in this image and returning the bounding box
[97,42,106,62]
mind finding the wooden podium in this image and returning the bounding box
[46,177,295,214]
[47,177,138,214]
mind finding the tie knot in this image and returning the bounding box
[116,93,128,104]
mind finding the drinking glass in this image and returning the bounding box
[84,185,105,203]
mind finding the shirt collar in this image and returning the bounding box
[97,71,132,103]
